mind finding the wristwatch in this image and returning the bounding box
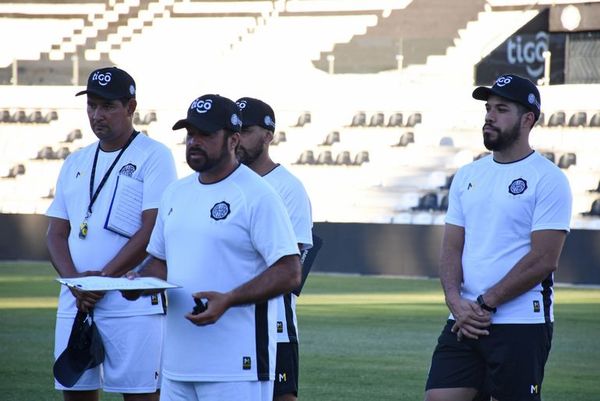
[476,295,497,313]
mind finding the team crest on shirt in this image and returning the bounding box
[119,163,137,177]
[508,178,528,195]
[210,201,231,221]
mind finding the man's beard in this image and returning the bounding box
[237,144,263,166]
[187,140,230,173]
[483,120,521,152]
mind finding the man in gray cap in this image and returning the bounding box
[47,66,177,401]
[424,74,572,401]
[124,94,302,401]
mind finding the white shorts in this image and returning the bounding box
[160,377,274,401]
[54,314,164,393]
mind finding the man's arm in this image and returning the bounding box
[186,254,302,326]
[101,208,158,277]
[46,216,104,312]
[480,229,567,309]
[440,223,491,339]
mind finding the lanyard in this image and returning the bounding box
[79,131,138,239]
[87,131,138,216]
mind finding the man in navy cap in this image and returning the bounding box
[424,74,572,401]
[124,94,302,401]
[47,66,177,401]
[236,97,313,401]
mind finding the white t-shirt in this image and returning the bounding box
[47,133,177,318]
[445,151,572,324]
[263,165,313,344]
[147,164,299,382]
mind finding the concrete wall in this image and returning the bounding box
[1,214,598,285]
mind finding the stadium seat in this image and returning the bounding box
[582,199,600,216]
[55,147,71,159]
[36,146,55,160]
[295,112,312,127]
[43,187,55,199]
[568,112,587,127]
[0,109,11,123]
[589,180,600,193]
[335,151,353,166]
[321,131,340,146]
[316,150,334,165]
[405,112,422,127]
[412,192,438,211]
[64,129,83,143]
[540,151,555,163]
[589,112,600,128]
[28,110,45,124]
[387,112,403,127]
[294,150,315,165]
[547,111,566,127]
[133,111,142,125]
[368,112,385,127]
[350,111,366,127]
[393,131,414,147]
[535,112,545,127]
[353,150,370,165]
[12,110,28,123]
[440,173,455,190]
[272,131,286,145]
[142,111,157,124]
[45,110,59,122]
[557,152,577,169]
[4,163,26,178]
[438,194,449,211]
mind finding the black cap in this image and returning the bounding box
[53,311,105,388]
[473,74,541,120]
[76,67,136,100]
[172,94,242,133]
[236,97,276,131]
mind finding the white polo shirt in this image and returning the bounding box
[263,165,313,344]
[147,164,299,382]
[445,151,572,323]
[47,133,177,318]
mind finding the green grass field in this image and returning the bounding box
[1,262,599,400]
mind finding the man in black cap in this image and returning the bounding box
[124,94,302,401]
[236,97,313,401]
[424,74,572,401]
[46,66,177,401]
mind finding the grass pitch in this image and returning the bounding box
[1,262,599,400]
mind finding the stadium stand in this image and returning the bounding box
[0,0,598,229]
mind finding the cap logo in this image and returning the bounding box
[236,100,247,109]
[264,115,274,128]
[231,113,241,128]
[191,98,212,114]
[129,85,135,96]
[92,71,112,87]
[495,76,512,87]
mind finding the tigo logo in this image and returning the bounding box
[92,72,112,87]
[191,98,212,114]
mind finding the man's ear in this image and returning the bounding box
[264,130,274,145]
[522,111,535,130]
[127,98,137,116]
[230,132,240,151]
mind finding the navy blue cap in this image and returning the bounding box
[473,74,541,120]
[173,94,242,133]
[53,311,105,388]
[236,97,276,131]
[76,67,136,100]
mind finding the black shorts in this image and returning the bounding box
[274,342,299,397]
[426,320,553,401]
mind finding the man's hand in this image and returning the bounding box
[67,270,105,312]
[185,291,232,326]
[449,297,492,340]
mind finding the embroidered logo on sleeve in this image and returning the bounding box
[242,356,252,370]
[210,201,231,221]
[508,178,528,195]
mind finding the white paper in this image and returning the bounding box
[56,276,180,291]
[104,175,143,238]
